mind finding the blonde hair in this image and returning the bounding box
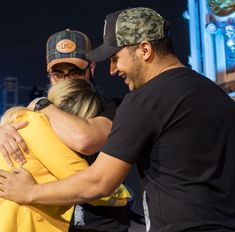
[1,79,101,125]
[47,79,101,119]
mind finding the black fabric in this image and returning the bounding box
[91,77,121,122]
[69,203,130,232]
[72,84,129,231]
[97,97,120,122]
[86,10,122,62]
[102,67,235,231]
[82,96,121,165]
[86,45,121,62]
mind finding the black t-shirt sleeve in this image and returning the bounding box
[84,99,119,165]
[102,94,155,164]
[97,99,119,121]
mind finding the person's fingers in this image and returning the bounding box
[0,170,13,194]
[12,121,28,130]
[0,181,5,194]
[12,122,29,154]
[0,145,13,167]
[8,139,26,160]
[0,169,12,178]
[14,137,29,154]
[0,171,9,195]
[0,123,28,166]
[1,140,25,165]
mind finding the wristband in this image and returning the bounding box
[34,97,51,111]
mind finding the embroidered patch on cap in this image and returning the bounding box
[56,39,76,53]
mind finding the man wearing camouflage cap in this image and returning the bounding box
[1,7,235,232]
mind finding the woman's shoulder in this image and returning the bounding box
[15,110,48,123]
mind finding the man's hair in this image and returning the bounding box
[127,38,175,58]
[1,79,101,125]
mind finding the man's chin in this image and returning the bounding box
[125,81,135,91]
[128,85,134,91]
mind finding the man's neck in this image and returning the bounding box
[147,54,185,81]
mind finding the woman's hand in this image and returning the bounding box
[0,122,29,166]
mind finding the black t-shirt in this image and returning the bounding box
[84,96,121,165]
[102,67,235,231]
[97,97,119,121]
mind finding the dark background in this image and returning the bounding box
[0,0,189,104]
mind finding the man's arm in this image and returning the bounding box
[0,152,132,205]
[41,105,112,155]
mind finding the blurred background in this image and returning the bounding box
[0,0,189,112]
[0,1,234,111]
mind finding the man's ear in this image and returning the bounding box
[48,68,56,85]
[139,41,152,61]
[50,76,58,85]
[90,61,96,77]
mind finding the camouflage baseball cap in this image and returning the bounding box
[86,7,168,62]
[47,29,91,71]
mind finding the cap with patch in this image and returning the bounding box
[86,7,168,62]
[47,29,91,71]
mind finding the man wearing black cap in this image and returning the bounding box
[1,7,235,232]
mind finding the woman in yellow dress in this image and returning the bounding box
[0,79,130,232]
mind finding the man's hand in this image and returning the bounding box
[0,167,36,204]
[0,122,29,166]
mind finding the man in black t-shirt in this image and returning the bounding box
[1,7,235,232]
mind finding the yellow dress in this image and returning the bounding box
[0,111,130,232]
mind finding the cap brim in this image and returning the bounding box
[47,58,89,72]
[86,44,121,62]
